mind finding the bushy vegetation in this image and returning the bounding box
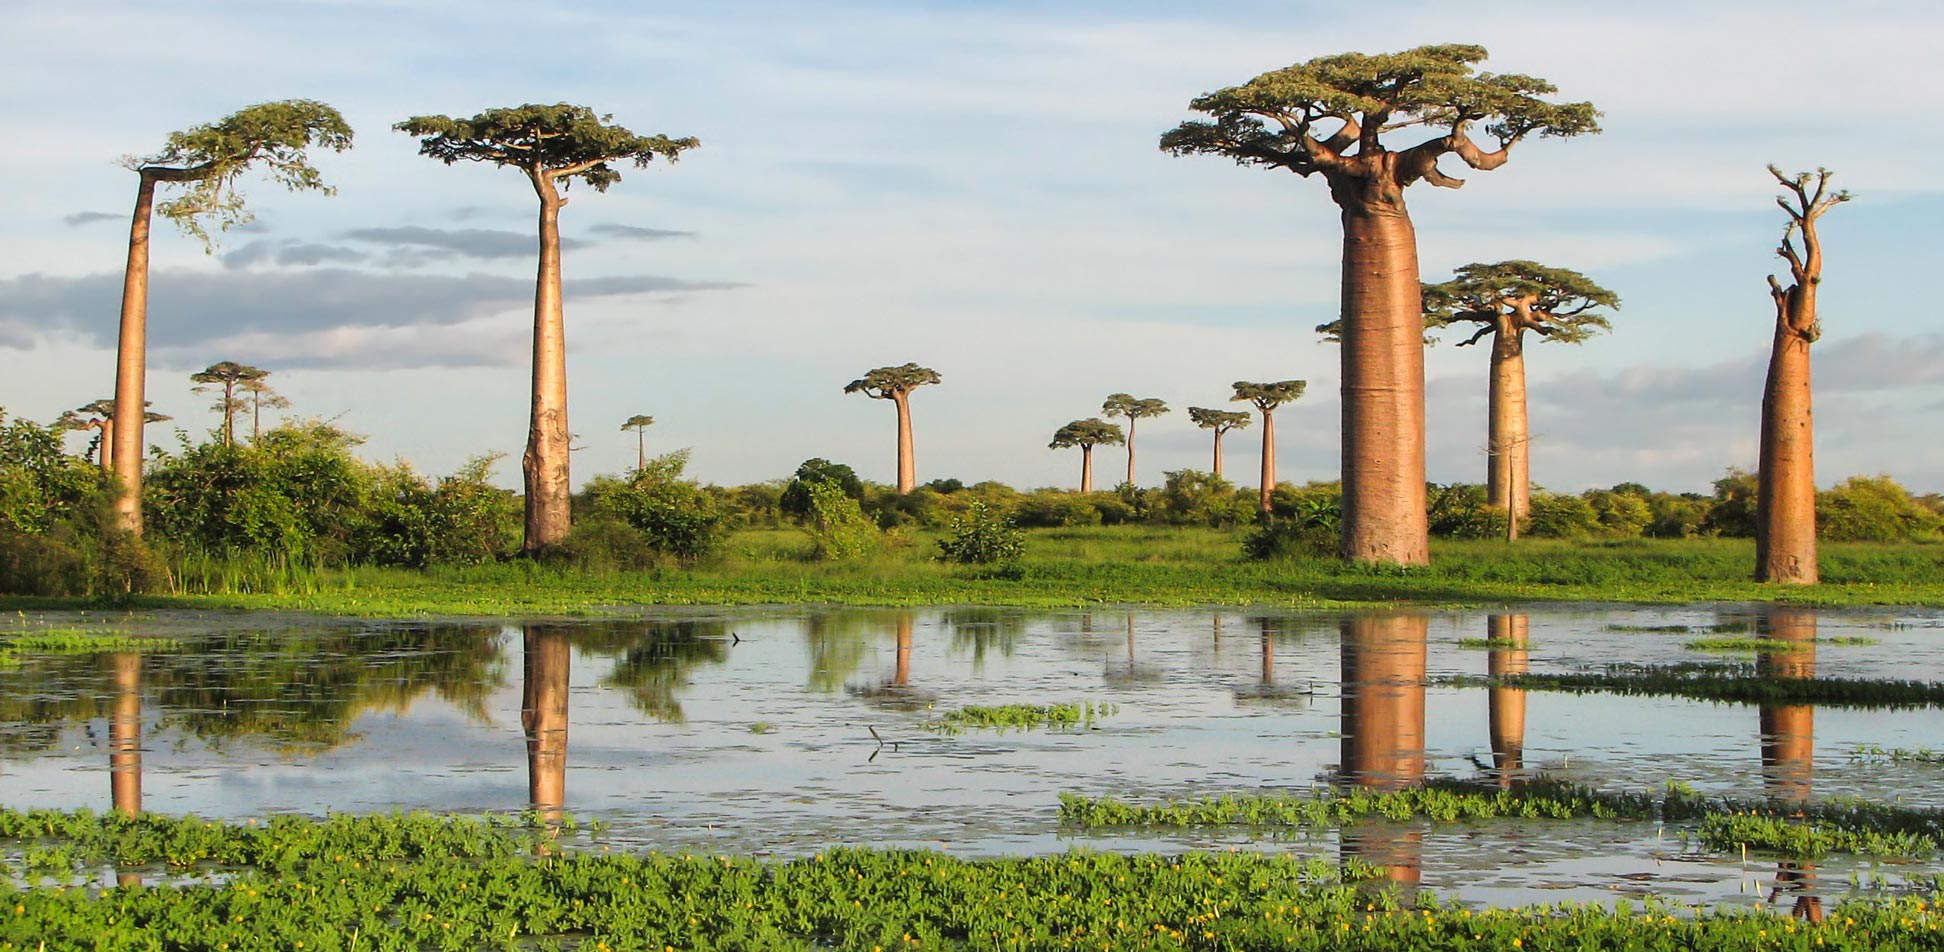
[935,502,1025,566]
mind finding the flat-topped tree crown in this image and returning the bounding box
[620,415,655,431]
[395,104,697,195]
[1101,394,1169,421]
[1162,45,1598,207]
[844,364,941,399]
[1231,380,1307,411]
[130,99,354,247]
[1188,407,1252,433]
[1427,261,1618,346]
[1049,419,1124,450]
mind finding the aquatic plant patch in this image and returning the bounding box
[921,702,1118,735]
[1442,664,1944,708]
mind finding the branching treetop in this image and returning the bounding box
[395,104,698,194]
[1425,260,1618,347]
[190,361,269,389]
[1187,407,1252,433]
[60,400,168,427]
[1161,45,1596,197]
[620,415,656,432]
[1231,380,1307,412]
[1767,165,1850,343]
[1049,418,1125,450]
[844,363,942,400]
[127,100,353,247]
[1102,393,1170,422]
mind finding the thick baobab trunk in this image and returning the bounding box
[1257,410,1276,515]
[1756,325,1817,583]
[1757,610,1816,804]
[1079,446,1094,493]
[1211,429,1224,478]
[893,614,912,687]
[1487,326,1531,539]
[110,175,159,535]
[893,392,916,494]
[1336,205,1429,565]
[1339,613,1427,885]
[109,652,143,816]
[95,422,114,473]
[521,627,571,821]
[1486,614,1528,783]
[523,180,573,553]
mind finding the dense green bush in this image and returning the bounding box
[779,458,863,520]
[936,502,1025,566]
[1426,483,1507,539]
[1818,475,1944,541]
[1154,469,1254,527]
[1015,489,1103,528]
[581,451,728,563]
[801,479,881,560]
[1704,468,1758,537]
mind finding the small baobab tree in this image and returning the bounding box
[1424,261,1617,540]
[239,373,289,442]
[1100,394,1169,487]
[1187,407,1251,478]
[1231,380,1306,515]
[60,400,169,473]
[1048,418,1124,493]
[1164,45,1597,564]
[1757,167,1849,585]
[620,414,655,471]
[396,104,697,554]
[843,363,942,494]
[109,100,353,533]
[189,361,269,446]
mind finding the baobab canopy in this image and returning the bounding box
[394,104,698,191]
[127,99,354,246]
[844,364,941,398]
[1426,261,1619,346]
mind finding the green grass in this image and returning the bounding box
[1446,664,1944,708]
[4,808,1942,950]
[920,702,1118,734]
[1681,637,1808,654]
[1455,638,1524,650]
[1851,744,1944,765]
[7,531,1944,616]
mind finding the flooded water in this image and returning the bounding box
[3,604,1941,912]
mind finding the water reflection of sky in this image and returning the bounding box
[2,605,1940,910]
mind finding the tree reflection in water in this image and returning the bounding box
[1486,614,1530,787]
[1231,616,1313,707]
[1338,613,1428,886]
[1757,608,1824,923]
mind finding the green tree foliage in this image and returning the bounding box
[801,481,881,561]
[1818,476,1944,541]
[1426,483,1507,540]
[1706,469,1760,538]
[395,104,697,191]
[780,459,864,520]
[189,361,270,446]
[1155,470,1254,528]
[133,100,355,245]
[580,451,729,564]
[936,502,1025,566]
[1523,491,1604,539]
[1425,260,1618,345]
[356,455,519,568]
[1048,419,1124,452]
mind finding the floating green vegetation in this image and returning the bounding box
[1443,664,1944,708]
[1602,623,1693,633]
[1681,637,1807,654]
[922,701,1118,734]
[1455,637,1525,650]
[1826,635,1882,646]
[0,628,181,653]
[749,721,774,734]
[1061,779,1944,859]
[3,808,1941,951]
[1851,744,1944,765]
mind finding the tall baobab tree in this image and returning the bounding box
[397,104,697,554]
[620,414,655,471]
[190,361,268,446]
[60,400,169,473]
[1231,380,1306,515]
[1100,393,1169,487]
[1187,407,1251,478]
[843,363,941,494]
[109,100,353,533]
[1163,46,1598,564]
[1425,261,1617,540]
[1757,167,1848,585]
[239,373,289,442]
[1048,418,1124,493]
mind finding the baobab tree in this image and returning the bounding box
[1757,167,1848,585]
[1100,393,1169,487]
[189,361,268,446]
[620,414,655,471]
[1048,418,1124,493]
[60,400,168,473]
[843,363,941,493]
[239,374,289,442]
[1231,380,1306,515]
[109,100,353,533]
[1424,261,1617,540]
[1187,407,1251,477]
[396,104,697,553]
[1163,46,1598,564]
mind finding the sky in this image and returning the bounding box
[3,0,1941,496]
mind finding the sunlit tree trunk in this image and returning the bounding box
[1757,609,1820,920]
[1335,202,1429,564]
[1487,324,1531,540]
[108,652,143,816]
[521,627,571,824]
[524,177,572,552]
[1757,326,1817,583]
[1124,418,1138,487]
[1339,613,1428,884]
[1257,410,1276,515]
[1486,614,1528,784]
[1079,446,1094,493]
[95,421,114,474]
[893,614,913,687]
[1211,429,1224,478]
[110,175,159,535]
[893,391,916,494]
[636,427,646,472]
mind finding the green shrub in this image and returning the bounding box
[779,458,862,520]
[1426,483,1506,539]
[936,502,1025,566]
[1524,491,1601,539]
[1014,490,1101,528]
[1584,488,1651,538]
[1155,469,1253,527]
[582,451,728,563]
[1819,475,1944,541]
[1704,467,1758,537]
[801,480,880,560]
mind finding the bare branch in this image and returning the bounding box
[1454,324,1494,347]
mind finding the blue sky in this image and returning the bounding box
[3,0,1941,494]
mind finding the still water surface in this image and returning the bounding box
[2,604,1940,912]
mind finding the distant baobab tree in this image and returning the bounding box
[396,104,697,554]
[1757,167,1849,585]
[1231,380,1305,515]
[239,374,289,442]
[1425,261,1617,540]
[1187,407,1251,478]
[60,400,169,473]
[108,100,353,533]
[620,414,655,471]
[1164,45,1598,564]
[190,361,269,446]
[844,363,941,494]
[1048,418,1124,493]
[1101,393,1169,487]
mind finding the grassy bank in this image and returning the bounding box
[5,530,1944,616]
[4,808,1940,951]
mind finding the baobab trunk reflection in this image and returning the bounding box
[893,613,912,688]
[1339,614,1428,885]
[521,627,571,823]
[1757,609,1822,922]
[1486,614,1530,784]
[108,652,142,817]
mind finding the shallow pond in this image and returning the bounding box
[2,604,1941,913]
